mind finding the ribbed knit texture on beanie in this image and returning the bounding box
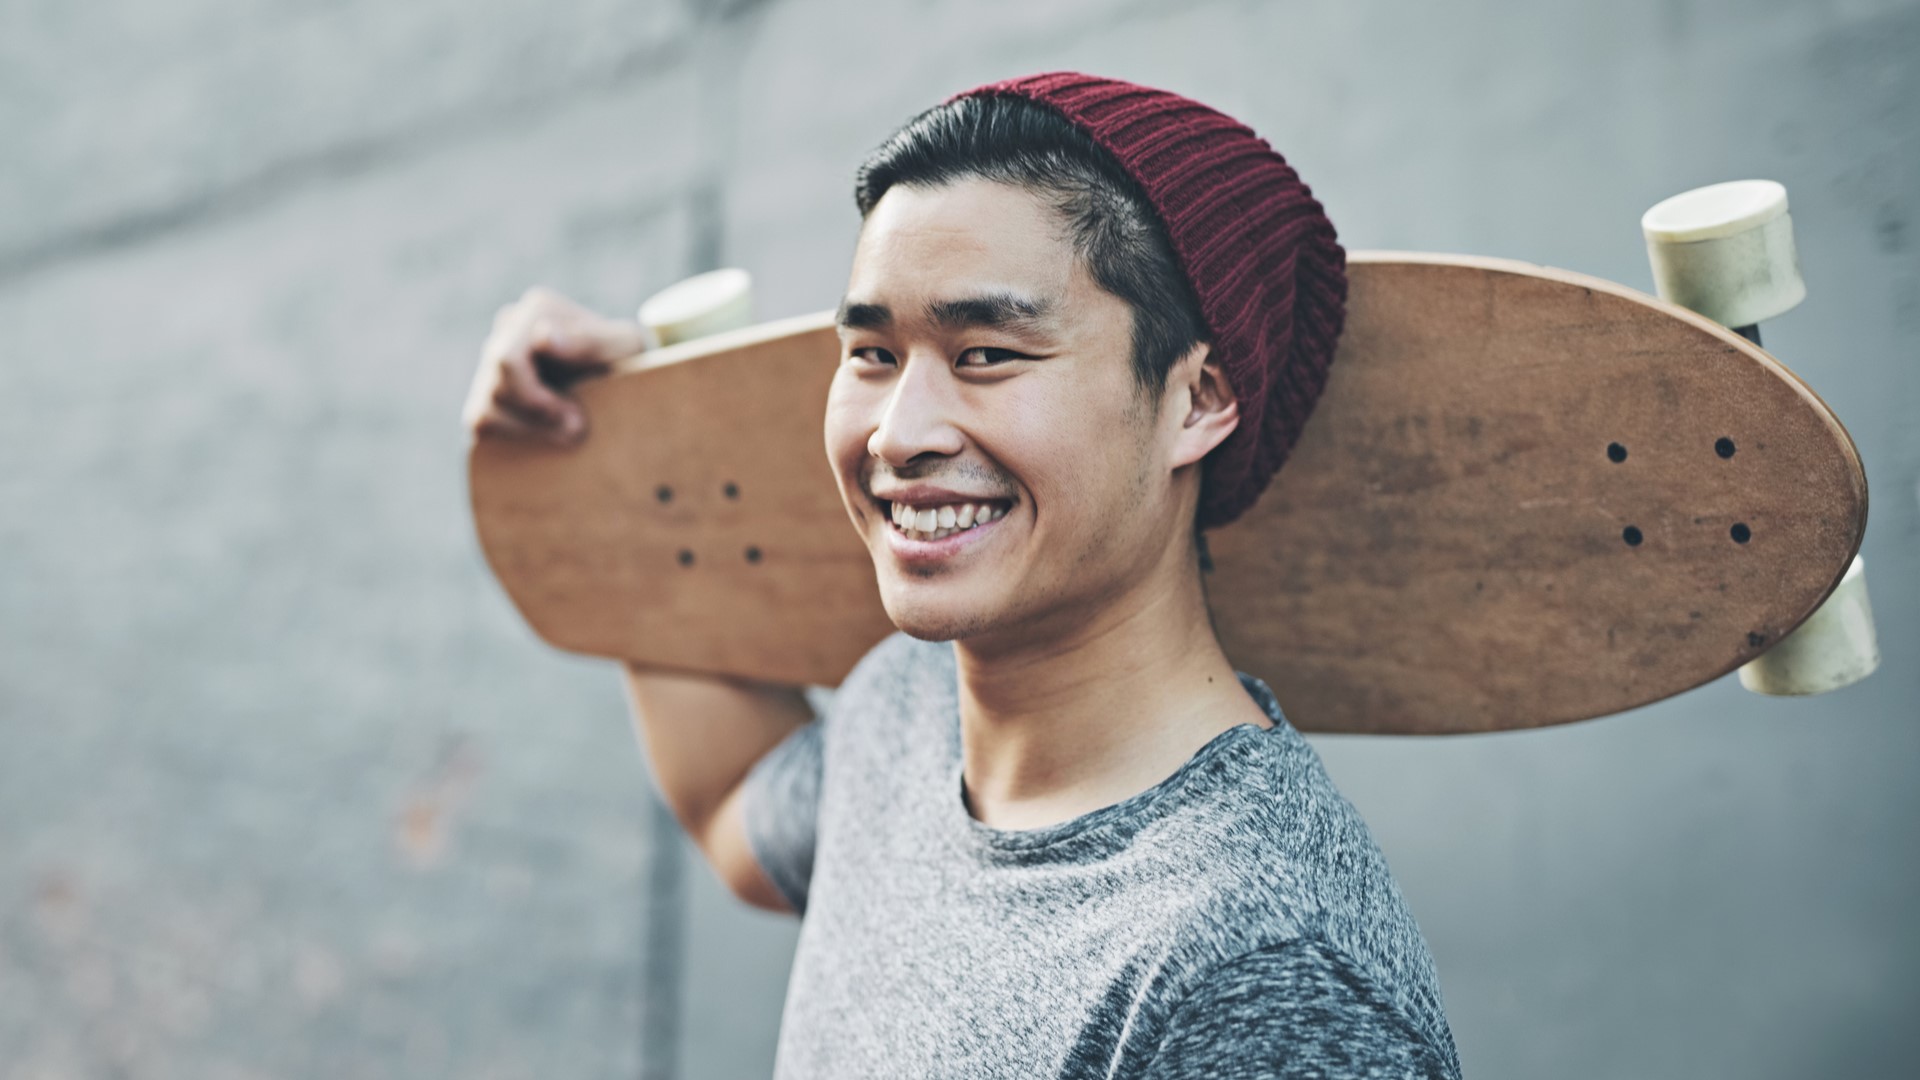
[949,72,1347,530]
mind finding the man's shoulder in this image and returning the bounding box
[1132,733,1457,1072]
[1143,718,1448,1023]
[1163,700,1376,886]
[1142,724,1374,930]
[1152,934,1463,1079]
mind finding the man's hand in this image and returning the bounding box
[464,284,808,914]
[463,287,649,446]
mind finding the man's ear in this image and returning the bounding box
[1167,342,1238,470]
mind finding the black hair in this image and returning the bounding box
[852,94,1208,395]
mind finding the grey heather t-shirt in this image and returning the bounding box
[742,632,1460,1078]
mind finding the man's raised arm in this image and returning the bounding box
[465,287,810,913]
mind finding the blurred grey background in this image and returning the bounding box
[2,0,1915,1077]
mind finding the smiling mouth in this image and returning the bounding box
[880,499,1012,542]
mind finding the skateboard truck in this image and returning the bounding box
[1642,180,1880,695]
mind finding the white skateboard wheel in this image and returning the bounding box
[638,268,754,347]
[1642,180,1806,329]
[1738,554,1880,696]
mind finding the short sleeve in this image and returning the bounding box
[1142,939,1460,1080]
[739,707,826,915]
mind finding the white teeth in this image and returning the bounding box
[885,500,1011,539]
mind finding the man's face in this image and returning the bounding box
[824,177,1200,646]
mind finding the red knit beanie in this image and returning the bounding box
[947,72,1347,530]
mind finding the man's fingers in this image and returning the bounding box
[503,390,585,444]
[474,398,585,446]
[589,320,650,364]
[532,316,648,367]
[472,407,544,444]
[533,351,611,394]
[497,347,571,426]
[468,291,631,448]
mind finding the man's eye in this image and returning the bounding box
[958,347,1026,367]
[850,346,896,366]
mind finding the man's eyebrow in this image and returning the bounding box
[835,300,891,330]
[835,292,1058,334]
[925,292,1055,332]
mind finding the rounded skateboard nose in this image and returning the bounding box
[1642,182,1877,699]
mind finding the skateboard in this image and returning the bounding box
[468,249,1867,735]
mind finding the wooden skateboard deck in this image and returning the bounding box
[468,253,1866,734]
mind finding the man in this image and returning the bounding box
[466,72,1460,1078]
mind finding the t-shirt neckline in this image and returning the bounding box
[937,671,1291,864]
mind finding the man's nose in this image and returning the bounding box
[868,353,966,466]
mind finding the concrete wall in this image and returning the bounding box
[4,1,1914,1077]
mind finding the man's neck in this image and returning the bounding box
[952,558,1272,831]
